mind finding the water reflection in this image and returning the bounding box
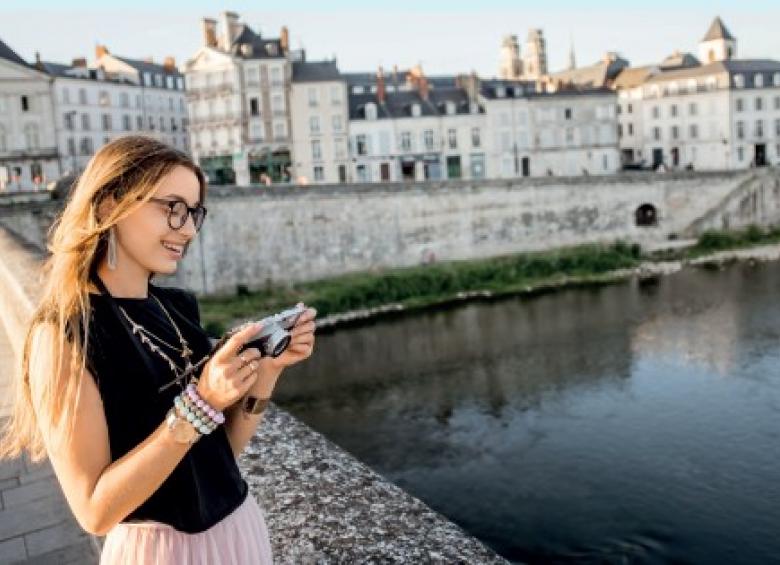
[276,261,780,564]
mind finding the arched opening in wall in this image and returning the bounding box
[635,204,658,227]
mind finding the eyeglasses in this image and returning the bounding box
[148,197,208,232]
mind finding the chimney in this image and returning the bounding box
[418,76,429,101]
[72,57,87,68]
[202,18,218,48]
[280,26,289,54]
[219,11,240,50]
[376,66,386,104]
[34,51,43,71]
[392,64,399,87]
[163,56,176,71]
[95,44,109,60]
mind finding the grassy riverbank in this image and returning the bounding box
[198,224,780,336]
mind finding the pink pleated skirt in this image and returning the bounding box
[99,493,273,564]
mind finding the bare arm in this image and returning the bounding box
[28,324,196,537]
[223,366,282,459]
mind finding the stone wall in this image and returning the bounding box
[3,170,780,296]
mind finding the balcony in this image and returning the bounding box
[0,146,59,162]
[185,83,235,99]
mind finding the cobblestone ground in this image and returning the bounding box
[0,322,100,564]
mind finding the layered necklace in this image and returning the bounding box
[117,294,210,393]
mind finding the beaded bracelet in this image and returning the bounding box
[186,383,226,426]
[174,395,214,435]
[177,394,218,434]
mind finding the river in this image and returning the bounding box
[275,260,780,564]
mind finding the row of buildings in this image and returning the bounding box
[0,13,778,190]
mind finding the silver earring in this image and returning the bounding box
[107,226,117,270]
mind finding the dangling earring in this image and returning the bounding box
[107,226,117,270]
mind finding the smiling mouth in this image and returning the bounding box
[162,241,184,257]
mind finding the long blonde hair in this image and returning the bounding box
[0,135,207,463]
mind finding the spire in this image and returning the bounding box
[702,16,734,42]
[568,34,576,70]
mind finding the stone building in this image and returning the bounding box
[0,38,58,191]
[184,11,296,185]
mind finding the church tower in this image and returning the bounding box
[499,35,522,80]
[522,29,548,80]
[698,16,736,64]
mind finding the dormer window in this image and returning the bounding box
[265,43,279,56]
[734,74,745,88]
[352,85,365,94]
[513,86,523,96]
[774,72,780,87]
[240,44,253,56]
[411,103,421,117]
[445,101,456,115]
[365,102,378,120]
[496,86,506,98]
[755,73,764,88]
[469,101,479,114]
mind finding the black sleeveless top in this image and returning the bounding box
[82,272,248,534]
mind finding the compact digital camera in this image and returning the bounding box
[213,305,306,358]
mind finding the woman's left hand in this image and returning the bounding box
[267,303,317,371]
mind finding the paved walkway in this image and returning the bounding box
[0,322,100,564]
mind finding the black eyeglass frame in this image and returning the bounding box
[147,197,208,232]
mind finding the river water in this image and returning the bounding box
[275,260,780,564]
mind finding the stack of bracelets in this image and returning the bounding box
[172,382,226,438]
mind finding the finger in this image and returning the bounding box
[228,347,262,373]
[215,322,263,361]
[291,334,315,347]
[295,308,318,325]
[234,358,260,384]
[291,321,316,337]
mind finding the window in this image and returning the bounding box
[618,124,623,138]
[23,124,39,149]
[734,74,745,88]
[356,164,368,182]
[775,119,780,137]
[307,87,318,107]
[356,134,368,155]
[689,124,698,139]
[447,128,457,149]
[775,96,780,110]
[136,116,143,130]
[154,74,163,88]
[99,90,110,106]
[736,98,744,112]
[365,103,377,120]
[471,127,481,148]
[168,97,174,111]
[246,67,258,85]
[148,115,155,130]
[79,88,87,105]
[274,122,286,138]
[170,117,177,131]
[736,121,744,139]
[755,120,764,138]
[564,108,572,120]
[755,97,763,111]
[774,73,780,87]
[652,106,660,119]
[101,114,112,131]
[737,146,744,161]
[470,153,485,179]
[249,97,259,116]
[400,131,412,151]
[313,166,324,181]
[423,129,434,150]
[62,88,70,104]
[67,137,75,156]
[671,126,679,140]
[64,113,75,130]
[332,115,342,131]
[445,101,456,115]
[628,123,634,136]
[627,103,633,114]
[271,67,282,85]
[670,104,678,117]
[81,113,91,130]
[755,74,764,88]
[311,140,322,160]
[411,103,421,117]
[309,116,320,134]
[330,86,342,105]
[653,127,661,141]
[272,94,283,113]
[21,95,29,112]
[123,115,131,131]
[80,137,93,155]
[159,116,165,131]
[119,92,129,107]
[689,102,697,116]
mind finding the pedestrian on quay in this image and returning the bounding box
[0,134,318,563]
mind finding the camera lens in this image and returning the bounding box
[266,328,292,357]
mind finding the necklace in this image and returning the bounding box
[117,294,209,393]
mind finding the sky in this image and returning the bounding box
[2,1,778,77]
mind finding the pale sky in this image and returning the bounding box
[2,1,778,77]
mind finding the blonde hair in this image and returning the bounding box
[0,135,206,463]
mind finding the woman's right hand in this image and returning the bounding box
[195,322,264,411]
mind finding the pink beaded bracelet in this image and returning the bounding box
[186,382,226,425]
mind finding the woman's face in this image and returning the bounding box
[113,165,202,276]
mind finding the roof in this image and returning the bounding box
[39,60,137,84]
[546,54,629,89]
[644,59,780,88]
[115,55,182,77]
[0,37,31,69]
[660,51,700,70]
[702,16,735,42]
[228,25,284,59]
[349,87,482,121]
[612,65,657,89]
[480,79,536,99]
[292,60,341,82]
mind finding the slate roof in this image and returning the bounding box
[292,60,341,82]
[0,37,32,69]
[644,59,780,89]
[702,17,735,42]
[349,87,482,120]
[228,25,284,59]
[114,55,182,77]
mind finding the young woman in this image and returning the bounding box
[0,135,317,563]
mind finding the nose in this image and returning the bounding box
[178,212,197,238]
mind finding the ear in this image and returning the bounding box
[95,194,118,224]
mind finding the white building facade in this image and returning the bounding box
[0,40,58,191]
[185,12,294,185]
